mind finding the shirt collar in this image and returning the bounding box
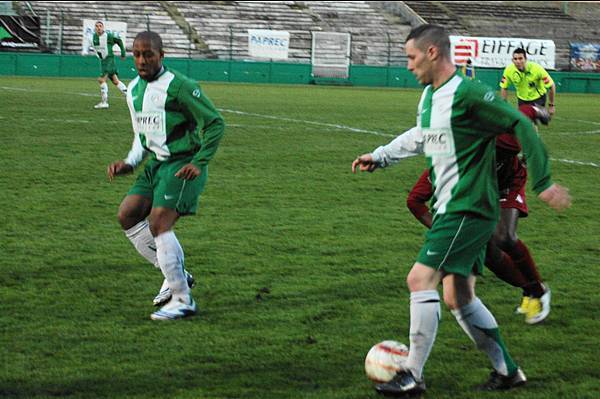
[143,65,167,83]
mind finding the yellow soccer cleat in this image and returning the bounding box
[526,288,551,325]
[515,296,530,315]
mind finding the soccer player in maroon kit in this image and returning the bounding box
[406,104,551,324]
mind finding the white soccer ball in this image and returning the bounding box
[364,340,409,383]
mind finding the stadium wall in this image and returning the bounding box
[1,53,599,94]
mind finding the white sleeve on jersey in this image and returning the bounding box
[371,127,424,167]
[124,133,147,168]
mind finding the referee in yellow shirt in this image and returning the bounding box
[500,48,556,116]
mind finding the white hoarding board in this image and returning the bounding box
[248,29,290,60]
[451,36,555,70]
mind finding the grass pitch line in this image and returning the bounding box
[1,85,597,168]
[558,129,600,135]
[553,116,600,126]
[0,85,121,99]
[550,158,599,168]
[220,108,599,169]
[219,108,396,138]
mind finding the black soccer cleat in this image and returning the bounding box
[374,370,426,397]
[478,367,527,390]
[532,104,550,125]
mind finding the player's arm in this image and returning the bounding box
[468,85,570,210]
[406,169,434,229]
[547,84,555,115]
[107,132,147,181]
[541,69,556,115]
[175,80,225,179]
[353,127,423,173]
[499,67,511,100]
[113,33,126,58]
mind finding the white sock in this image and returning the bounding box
[405,290,441,381]
[124,220,158,268]
[451,297,518,376]
[117,81,127,94]
[154,231,189,301]
[100,82,108,103]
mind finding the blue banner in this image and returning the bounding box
[570,43,600,72]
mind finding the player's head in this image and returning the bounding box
[512,48,527,71]
[133,31,164,81]
[405,24,451,85]
[95,21,104,36]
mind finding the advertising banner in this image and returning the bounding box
[450,35,556,70]
[248,29,290,60]
[0,16,42,52]
[82,19,128,56]
[570,42,600,72]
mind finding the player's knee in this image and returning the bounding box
[443,292,459,310]
[149,222,162,237]
[444,290,473,310]
[406,271,429,292]
[495,233,518,252]
[148,209,178,237]
[117,206,143,230]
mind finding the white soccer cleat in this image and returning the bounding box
[152,270,195,306]
[150,295,197,320]
[526,287,551,324]
[532,104,550,125]
[94,102,109,109]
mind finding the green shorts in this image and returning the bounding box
[416,213,496,277]
[100,56,118,78]
[128,157,208,216]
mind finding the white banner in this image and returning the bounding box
[82,19,128,56]
[450,36,555,70]
[248,29,289,60]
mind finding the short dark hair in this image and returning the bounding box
[406,24,450,59]
[513,48,527,58]
[134,31,163,52]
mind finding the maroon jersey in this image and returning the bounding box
[407,170,433,220]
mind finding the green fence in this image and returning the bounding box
[1,52,599,93]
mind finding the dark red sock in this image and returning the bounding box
[507,240,545,298]
[486,250,529,289]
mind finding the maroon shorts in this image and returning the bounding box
[499,157,528,217]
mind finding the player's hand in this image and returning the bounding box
[548,105,555,116]
[538,183,571,211]
[352,153,379,173]
[175,163,201,180]
[107,160,133,181]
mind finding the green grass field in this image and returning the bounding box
[1,76,599,399]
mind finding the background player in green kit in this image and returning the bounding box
[93,21,127,109]
[352,25,571,396]
[107,31,225,320]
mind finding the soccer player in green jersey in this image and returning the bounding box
[352,25,571,395]
[93,21,127,109]
[107,31,225,320]
[500,48,556,117]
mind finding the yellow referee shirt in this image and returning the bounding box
[499,62,554,101]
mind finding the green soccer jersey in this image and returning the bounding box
[124,66,225,169]
[372,72,552,220]
[93,31,125,59]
